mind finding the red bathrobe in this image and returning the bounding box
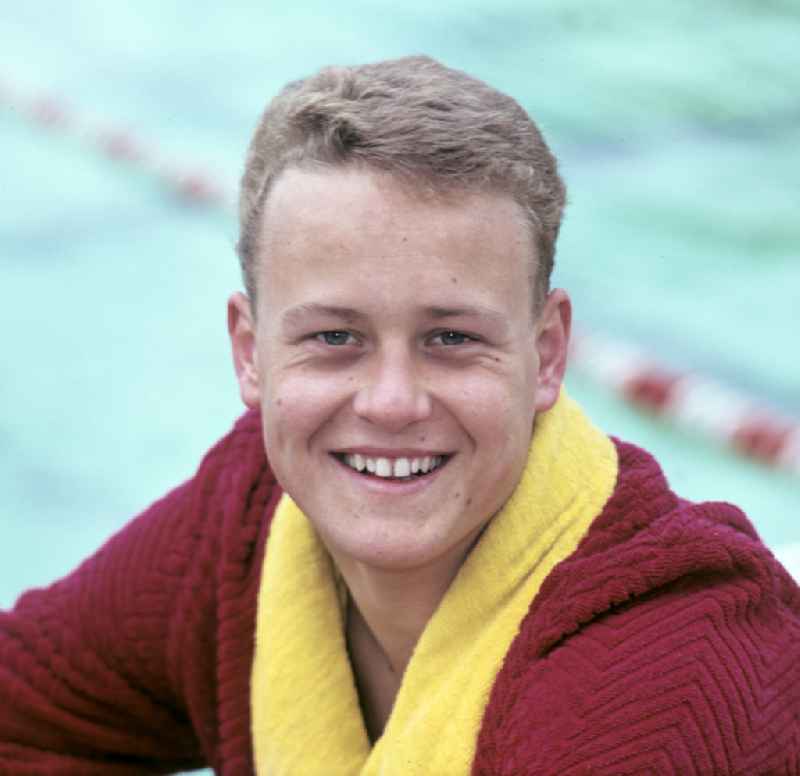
[1,408,798,774]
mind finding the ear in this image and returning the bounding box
[227,291,262,409]
[533,288,572,412]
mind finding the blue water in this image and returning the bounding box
[1,7,798,770]
[3,0,799,596]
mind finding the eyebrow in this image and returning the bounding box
[280,302,508,328]
[281,304,367,328]
[424,305,507,326]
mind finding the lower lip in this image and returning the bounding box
[331,454,450,494]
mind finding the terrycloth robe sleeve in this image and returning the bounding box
[472,441,800,775]
[0,409,274,775]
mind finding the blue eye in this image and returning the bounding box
[317,331,353,346]
[435,330,471,346]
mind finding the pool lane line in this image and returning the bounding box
[0,77,235,211]
[570,329,800,477]
[3,76,798,477]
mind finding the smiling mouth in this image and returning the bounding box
[332,452,451,481]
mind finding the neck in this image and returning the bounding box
[333,544,472,675]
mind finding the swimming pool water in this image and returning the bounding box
[2,2,798,605]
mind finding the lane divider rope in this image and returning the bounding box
[0,78,235,211]
[4,77,798,476]
[570,330,800,476]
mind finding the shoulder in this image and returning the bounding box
[195,407,271,494]
[475,439,800,775]
[169,407,279,542]
[169,407,282,589]
[0,410,281,769]
[98,408,279,574]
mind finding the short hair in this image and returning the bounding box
[238,55,566,312]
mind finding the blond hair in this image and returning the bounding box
[238,56,566,310]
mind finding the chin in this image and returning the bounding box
[322,518,477,576]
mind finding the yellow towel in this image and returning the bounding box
[251,391,618,775]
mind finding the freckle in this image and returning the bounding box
[453,492,461,499]
[276,398,283,406]
[450,276,458,284]
[466,498,473,506]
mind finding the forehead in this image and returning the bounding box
[254,167,536,314]
[262,166,530,243]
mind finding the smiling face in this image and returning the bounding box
[229,167,570,573]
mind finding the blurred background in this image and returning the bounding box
[2,0,798,614]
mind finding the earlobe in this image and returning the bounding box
[533,289,572,412]
[227,291,262,409]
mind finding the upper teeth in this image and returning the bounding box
[344,454,445,478]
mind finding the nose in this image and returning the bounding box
[353,344,432,432]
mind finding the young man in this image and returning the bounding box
[2,56,798,775]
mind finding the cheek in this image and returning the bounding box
[447,369,536,442]
[261,370,350,450]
